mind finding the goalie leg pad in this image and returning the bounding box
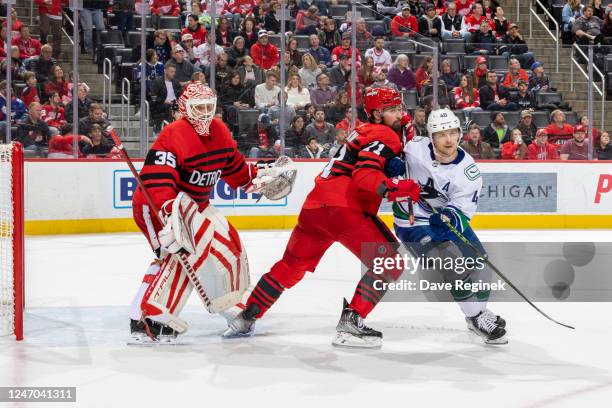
[196,205,251,313]
[141,255,192,334]
[145,193,251,317]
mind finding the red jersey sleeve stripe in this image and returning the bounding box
[355,163,383,171]
[223,157,247,177]
[357,155,385,165]
[184,148,235,163]
[140,172,179,183]
[141,182,177,190]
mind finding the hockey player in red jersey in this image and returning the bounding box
[129,82,296,343]
[224,87,421,347]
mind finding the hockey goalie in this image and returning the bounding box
[128,82,297,344]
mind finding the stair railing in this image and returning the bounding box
[120,77,131,141]
[102,58,112,114]
[529,0,559,72]
[61,10,75,46]
[143,100,150,153]
[570,43,605,130]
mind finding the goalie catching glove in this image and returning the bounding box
[245,156,298,200]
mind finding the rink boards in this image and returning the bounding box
[22,159,612,234]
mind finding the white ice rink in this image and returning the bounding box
[2,230,612,407]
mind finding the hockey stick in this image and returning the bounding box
[422,200,575,330]
[107,126,214,312]
[400,125,574,330]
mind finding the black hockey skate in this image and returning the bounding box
[466,310,508,345]
[222,303,260,338]
[128,318,179,345]
[332,299,382,349]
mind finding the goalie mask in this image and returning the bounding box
[178,82,217,136]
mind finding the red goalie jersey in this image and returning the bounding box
[132,117,254,237]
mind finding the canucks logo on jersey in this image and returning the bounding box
[393,137,482,229]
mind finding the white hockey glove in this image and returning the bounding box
[246,156,298,200]
[158,195,199,255]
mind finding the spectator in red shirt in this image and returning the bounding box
[35,0,64,59]
[150,0,179,16]
[453,74,481,118]
[335,107,364,132]
[182,14,207,47]
[560,125,590,160]
[391,5,419,38]
[465,2,486,32]
[415,55,433,94]
[21,71,41,108]
[41,90,66,135]
[250,30,279,70]
[2,8,23,39]
[0,26,8,61]
[43,64,71,102]
[526,129,559,160]
[544,109,575,147]
[456,0,474,17]
[501,58,529,90]
[296,5,320,35]
[472,55,488,88]
[149,0,179,30]
[578,114,598,141]
[229,0,258,16]
[12,26,42,59]
[501,128,527,159]
[331,32,361,67]
[433,0,447,16]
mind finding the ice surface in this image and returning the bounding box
[1,230,612,407]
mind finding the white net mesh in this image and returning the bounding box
[0,143,15,337]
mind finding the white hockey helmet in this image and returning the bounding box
[426,108,461,139]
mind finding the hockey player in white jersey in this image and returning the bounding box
[394,108,508,344]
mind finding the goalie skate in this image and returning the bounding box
[127,318,184,346]
[466,310,508,345]
[332,299,382,349]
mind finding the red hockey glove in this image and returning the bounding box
[381,178,420,202]
[401,112,416,142]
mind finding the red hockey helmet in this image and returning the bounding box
[363,87,402,118]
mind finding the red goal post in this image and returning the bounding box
[0,142,24,341]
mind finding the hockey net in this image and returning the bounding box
[0,143,24,340]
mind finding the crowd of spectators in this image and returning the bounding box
[556,0,612,97]
[1,0,610,160]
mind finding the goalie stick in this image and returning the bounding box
[107,126,214,312]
